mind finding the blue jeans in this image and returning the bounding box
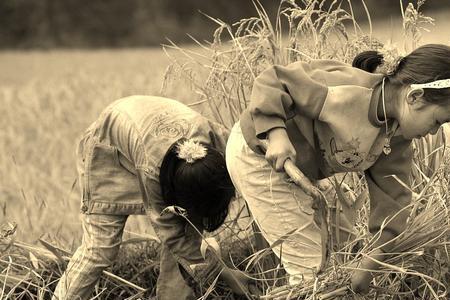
[52,214,196,300]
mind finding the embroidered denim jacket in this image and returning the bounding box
[76,95,229,299]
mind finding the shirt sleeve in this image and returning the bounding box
[364,136,413,252]
[249,61,328,139]
[137,170,222,285]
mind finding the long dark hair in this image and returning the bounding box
[159,139,235,232]
[352,44,450,104]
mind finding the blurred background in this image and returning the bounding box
[1,0,450,245]
[0,0,449,48]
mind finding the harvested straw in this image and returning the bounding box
[263,167,450,299]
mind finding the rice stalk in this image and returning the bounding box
[401,0,435,51]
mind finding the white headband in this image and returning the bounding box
[411,79,450,90]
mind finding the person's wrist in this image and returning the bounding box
[361,248,385,271]
[220,267,232,280]
[268,127,287,141]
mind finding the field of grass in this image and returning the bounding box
[0,48,187,245]
[1,2,450,299]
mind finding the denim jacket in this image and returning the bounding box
[77,95,229,299]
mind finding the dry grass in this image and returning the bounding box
[1,0,450,299]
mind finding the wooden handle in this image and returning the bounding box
[284,159,320,200]
[260,139,321,199]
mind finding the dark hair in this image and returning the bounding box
[352,44,450,104]
[159,139,235,232]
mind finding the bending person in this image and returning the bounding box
[226,44,450,294]
[53,95,252,300]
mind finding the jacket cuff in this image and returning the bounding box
[254,115,286,139]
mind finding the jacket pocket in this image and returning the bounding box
[85,142,144,214]
[76,133,94,214]
[84,142,120,212]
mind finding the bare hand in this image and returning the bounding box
[265,127,296,172]
[351,269,373,294]
[350,248,385,295]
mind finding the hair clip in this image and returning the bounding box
[377,44,404,75]
[411,78,450,90]
[382,56,403,75]
[177,139,208,163]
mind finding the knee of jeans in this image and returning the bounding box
[85,244,121,266]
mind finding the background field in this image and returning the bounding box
[0,48,185,246]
